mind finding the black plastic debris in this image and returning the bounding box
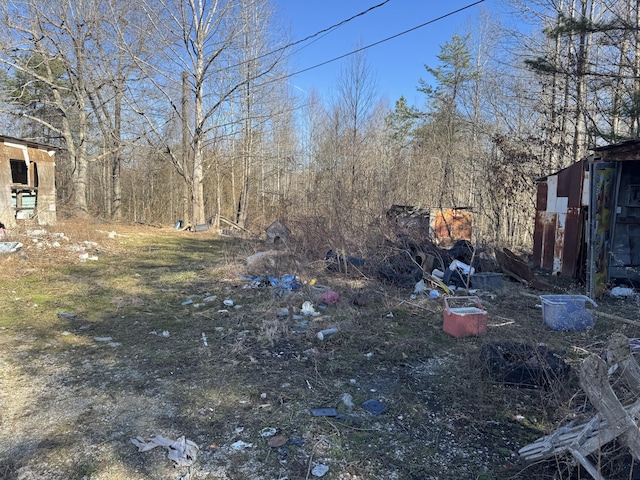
[377,258,423,288]
[325,250,365,272]
[362,399,387,415]
[480,342,571,389]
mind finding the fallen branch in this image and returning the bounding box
[593,310,640,327]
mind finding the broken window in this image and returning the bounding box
[10,159,28,185]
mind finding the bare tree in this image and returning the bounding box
[0,0,98,214]
[132,0,284,226]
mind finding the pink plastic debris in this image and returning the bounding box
[321,290,340,305]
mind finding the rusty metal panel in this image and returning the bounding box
[553,212,566,272]
[432,209,473,243]
[533,211,545,267]
[536,211,557,271]
[561,208,582,277]
[537,181,548,210]
[556,160,585,208]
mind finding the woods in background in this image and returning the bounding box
[0,0,638,253]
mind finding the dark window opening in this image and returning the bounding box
[33,162,38,188]
[10,159,28,185]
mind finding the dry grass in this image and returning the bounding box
[0,219,638,479]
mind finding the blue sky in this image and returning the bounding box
[274,0,497,107]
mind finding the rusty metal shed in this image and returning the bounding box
[532,160,589,279]
[386,205,473,245]
[0,135,57,227]
[533,139,640,297]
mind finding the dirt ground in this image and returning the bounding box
[1,221,640,480]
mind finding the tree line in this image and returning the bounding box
[0,0,638,253]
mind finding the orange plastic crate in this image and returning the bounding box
[443,296,487,337]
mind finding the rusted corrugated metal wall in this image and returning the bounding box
[533,160,587,277]
[431,208,473,244]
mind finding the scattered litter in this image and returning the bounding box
[203,295,217,303]
[57,312,77,320]
[429,289,440,299]
[260,427,277,437]
[364,352,373,358]
[362,399,387,415]
[301,301,320,316]
[94,337,113,342]
[223,299,234,307]
[201,332,208,346]
[269,274,302,295]
[230,440,254,451]
[181,299,194,306]
[610,286,637,298]
[316,328,338,341]
[312,464,330,477]
[386,312,394,318]
[277,308,289,318]
[293,319,309,333]
[240,275,268,289]
[326,250,365,272]
[321,290,340,305]
[108,342,121,348]
[131,435,199,467]
[0,242,23,253]
[378,255,423,287]
[217,309,229,313]
[61,331,71,336]
[312,407,338,417]
[267,435,288,448]
[414,279,426,294]
[150,330,170,337]
[246,251,272,266]
[341,393,354,409]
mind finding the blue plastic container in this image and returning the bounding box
[540,295,597,331]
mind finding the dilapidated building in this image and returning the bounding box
[0,135,57,227]
[386,205,473,245]
[533,139,640,297]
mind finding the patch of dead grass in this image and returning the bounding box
[0,219,635,479]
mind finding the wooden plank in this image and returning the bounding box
[593,310,640,327]
[569,447,606,480]
[580,354,640,461]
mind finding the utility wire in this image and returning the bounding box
[225,0,392,72]
[282,0,392,53]
[266,0,485,85]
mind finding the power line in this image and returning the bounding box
[228,0,392,72]
[282,0,392,53]
[269,0,486,85]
